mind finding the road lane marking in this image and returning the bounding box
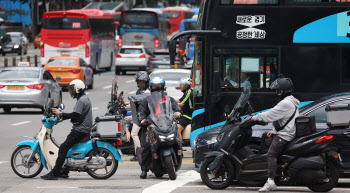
[92,107,99,110]
[12,121,31,126]
[129,91,136,94]
[126,80,134,83]
[0,161,8,164]
[104,85,112,89]
[142,170,200,193]
[37,186,78,189]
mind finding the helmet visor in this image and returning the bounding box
[270,79,280,90]
[68,85,75,98]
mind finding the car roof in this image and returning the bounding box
[2,67,42,71]
[48,56,80,60]
[151,69,191,74]
[120,45,145,49]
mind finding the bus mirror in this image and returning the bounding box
[180,36,190,66]
[169,40,177,65]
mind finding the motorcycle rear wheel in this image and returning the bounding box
[200,157,234,189]
[86,148,118,179]
[307,161,339,192]
[11,146,43,178]
[164,155,177,180]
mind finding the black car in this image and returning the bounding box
[0,35,27,56]
[194,93,350,178]
[147,49,181,74]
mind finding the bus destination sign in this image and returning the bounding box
[236,15,266,40]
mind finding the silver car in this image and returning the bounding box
[0,67,62,113]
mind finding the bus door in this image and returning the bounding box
[210,48,279,126]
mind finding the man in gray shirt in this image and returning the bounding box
[41,79,92,180]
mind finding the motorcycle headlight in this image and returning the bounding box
[167,133,175,138]
[14,45,19,49]
[0,46,2,49]
[159,135,166,139]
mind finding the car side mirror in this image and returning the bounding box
[180,36,190,66]
[59,104,65,110]
[55,77,62,82]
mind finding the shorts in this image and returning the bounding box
[177,116,191,128]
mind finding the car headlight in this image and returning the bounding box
[14,45,19,49]
[195,136,218,149]
[0,46,2,49]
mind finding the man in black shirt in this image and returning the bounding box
[176,78,193,141]
[41,79,92,180]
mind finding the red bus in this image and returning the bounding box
[162,8,194,41]
[41,9,116,71]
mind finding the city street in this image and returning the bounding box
[0,70,350,193]
[0,44,41,68]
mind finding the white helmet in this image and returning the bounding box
[180,78,192,87]
[68,79,86,98]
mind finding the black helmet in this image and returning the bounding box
[135,71,150,90]
[270,75,293,99]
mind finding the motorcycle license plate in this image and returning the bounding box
[117,149,123,156]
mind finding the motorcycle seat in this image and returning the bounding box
[78,135,91,143]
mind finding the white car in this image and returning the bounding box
[115,45,149,75]
[150,69,191,100]
[6,32,28,48]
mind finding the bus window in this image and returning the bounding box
[42,17,89,30]
[214,48,277,90]
[342,48,350,83]
[221,0,278,4]
[185,12,195,19]
[193,38,203,99]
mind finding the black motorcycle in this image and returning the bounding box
[143,91,182,180]
[200,85,340,192]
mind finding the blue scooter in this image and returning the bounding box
[11,99,123,179]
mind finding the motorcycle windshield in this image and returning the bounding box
[228,84,251,119]
[148,91,174,132]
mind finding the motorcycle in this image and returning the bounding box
[142,91,182,180]
[200,85,340,192]
[11,99,123,179]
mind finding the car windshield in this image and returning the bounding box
[120,48,143,54]
[0,70,39,79]
[151,72,190,81]
[1,36,20,44]
[46,59,77,66]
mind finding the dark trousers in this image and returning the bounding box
[139,127,152,172]
[267,136,288,179]
[52,130,88,174]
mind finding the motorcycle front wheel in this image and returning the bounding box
[164,155,177,180]
[307,161,339,192]
[11,146,43,178]
[86,148,118,179]
[200,157,234,189]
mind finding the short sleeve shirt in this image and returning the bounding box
[72,94,93,133]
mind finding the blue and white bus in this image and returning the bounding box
[119,9,168,53]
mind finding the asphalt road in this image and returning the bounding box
[0,71,350,193]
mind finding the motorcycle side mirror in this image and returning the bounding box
[59,104,65,110]
[169,39,177,66]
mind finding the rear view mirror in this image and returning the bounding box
[56,77,62,82]
[180,36,190,66]
[59,104,65,110]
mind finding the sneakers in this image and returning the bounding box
[258,182,277,192]
[41,171,58,180]
[130,156,138,162]
[59,171,69,178]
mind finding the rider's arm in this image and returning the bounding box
[170,97,181,112]
[252,100,292,123]
[138,99,149,121]
[61,112,81,121]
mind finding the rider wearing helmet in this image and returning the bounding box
[250,75,300,192]
[123,71,151,161]
[137,76,181,179]
[41,79,93,180]
[176,78,193,141]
